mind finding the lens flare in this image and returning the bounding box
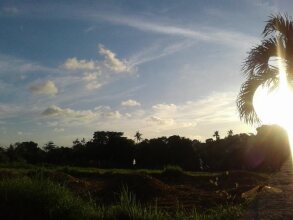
[253,64,293,160]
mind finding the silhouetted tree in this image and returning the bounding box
[87,131,135,168]
[14,141,44,164]
[244,125,290,171]
[43,141,56,152]
[205,138,213,143]
[237,14,293,124]
[0,127,288,171]
[134,131,142,143]
[227,130,233,137]
[213,131,220,141]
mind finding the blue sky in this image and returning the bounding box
[0,0,292,146]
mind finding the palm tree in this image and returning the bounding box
[134,131,142,143]
[237,14,293,124]
[213,131,220,141]
[227,129,233,137]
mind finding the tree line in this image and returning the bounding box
[0,125,290,172]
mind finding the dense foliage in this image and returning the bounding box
[0,125,290,171]
[0,177,97,220]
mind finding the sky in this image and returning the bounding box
[0,0,292,146]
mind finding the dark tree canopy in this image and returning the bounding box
[0,126,289,172]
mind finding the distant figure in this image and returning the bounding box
[133,158,136,168]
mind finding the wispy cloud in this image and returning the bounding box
[120,91,251,139]
[0,53,59,75]
[101,15,258,49]
[42,105,97,120]
[1,6,19,15]
[41,104,123,127]
[128,40,195,66]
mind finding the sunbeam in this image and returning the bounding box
[253,60,293,161]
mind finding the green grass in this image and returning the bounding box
[94,185,244,220]
[0,163,223,179]
[0,177,97,220]
[162,165,185,177]
[0,170,245,220]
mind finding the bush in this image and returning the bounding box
[0,177,97,220]
[162,165,185,177]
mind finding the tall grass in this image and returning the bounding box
[95,186,167,220]
[0,177,97,220]
[0,175,244,220]
[95,186,244,220]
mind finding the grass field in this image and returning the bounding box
[0,163,270,219]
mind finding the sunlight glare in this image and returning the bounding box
[253,61,293,160]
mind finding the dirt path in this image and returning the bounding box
[241,159,293,220]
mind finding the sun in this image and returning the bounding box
[253,67,293,157]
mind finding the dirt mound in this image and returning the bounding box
[97,173,173,203]
[218,171,268,190]
[27,169,78,182]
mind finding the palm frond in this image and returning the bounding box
[263,13,293,38]
[238,14,293,125]
[237,69,278,124]
[242,36,285,76]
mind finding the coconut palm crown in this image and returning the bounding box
[237,14,293,124]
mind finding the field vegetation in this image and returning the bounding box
[0,124,288,219]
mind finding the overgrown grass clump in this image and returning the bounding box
[100,186,167,220]
[96,186,244,220]
[0,177,97,220]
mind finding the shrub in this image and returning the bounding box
[0,177,97,220]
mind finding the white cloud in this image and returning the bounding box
[82,72,103,90]
[63,45,132,74]
[62,45,133,91]
[148,116,175,126]
[104,111,122,119]
[82,72,100,81]
[152,103,176,111]
[178,92,238,123]
[54,127,65,132]
[42,105,64,116]
[29,80,58,96]
[41,105,123,126]
[86,81,102,90]
[98,44,130,73]
[42,105,96,120]
[64,57,97,70]
[36,91,253,145]
[125,113,132,118]
[121,99,141,107]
